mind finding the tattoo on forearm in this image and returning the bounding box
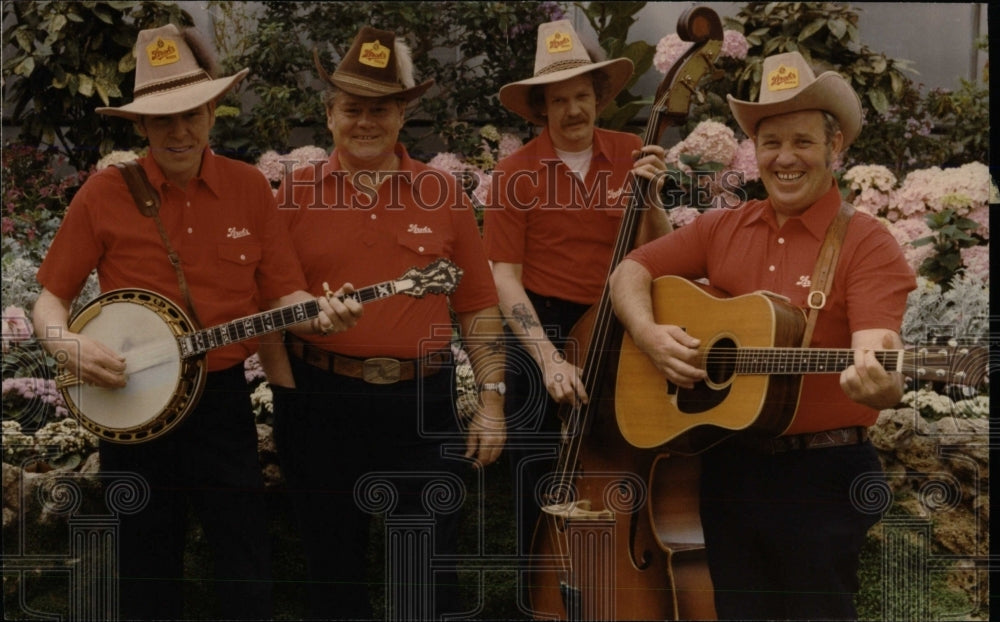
[511,303,540,331]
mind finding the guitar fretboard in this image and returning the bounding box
[177,280,399,358]
[728,346,983,385]
[735,348,900,375]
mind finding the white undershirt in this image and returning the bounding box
[555,146,594,179]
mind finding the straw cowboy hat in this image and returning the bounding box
[499,19,634,125]
[313,26,433,102]
[97,24,248,121]
[728,51,863,147]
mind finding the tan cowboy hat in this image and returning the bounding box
[97,24,248,121]
[314,26,433,102]
[728,51,862,147]
[499,19,634,125]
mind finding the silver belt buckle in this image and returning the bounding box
[362,357,401,384]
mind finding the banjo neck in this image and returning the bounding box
[177,278,404,358]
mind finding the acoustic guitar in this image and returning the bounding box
[616,276,989,450]
[56,258,462,444]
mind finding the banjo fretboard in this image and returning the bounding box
[177,280,399,358]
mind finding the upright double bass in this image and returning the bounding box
[527,7,724,620]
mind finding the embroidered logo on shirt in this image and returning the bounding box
[796,275,812,288]
[227,227,251,239]
[408,224,433,234]
[606,188,623,203]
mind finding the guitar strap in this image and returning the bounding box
[801,201,855,347]
[115,160,204,328]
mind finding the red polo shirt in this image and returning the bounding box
[276,144,498,359]
[37,151,307,370]
[627,183,916,434]
[483,127,642,305]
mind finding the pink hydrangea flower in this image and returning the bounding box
[887,217,934,274]
[427,152,468,173]
[287,146,328,168]
[680,120,739,168]
[720,30,749,60]
[966,205,989,240]
[655,29,748,74]
[471,170,493,208]
[2,306,33,353]
[244,353,266,384]
[256,150,287,183]
[669,206,702,228]
[727,138,759,182]
[498,134,524,160]
[653,34,691,74]
[960,246,989,283]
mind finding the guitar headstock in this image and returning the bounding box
[397,258,463,298]
[904,344,990,389]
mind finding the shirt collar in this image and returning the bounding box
[526,127,611,172]
[753,182,843,240]
[141,147,222,198]
[324,143,415,178]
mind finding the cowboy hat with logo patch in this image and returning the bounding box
[499,19,634,126]
[97,24,248,121]
[313,26,433,102]
[727,51,862,147]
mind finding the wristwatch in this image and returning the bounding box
[479,381,506,396]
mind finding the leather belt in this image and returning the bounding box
[285,334,446,385]
[736,426,869,454]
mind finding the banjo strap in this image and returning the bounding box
[115,161,204,328]
[801,201,855,347]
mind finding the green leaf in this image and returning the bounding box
[890,71,904,97]
[827,17,847,40]
[867,89,889,114]
[77,74,94,97]
[798,18,825,41]
[14,29,34,52]
[763,36,784,55]
[50,14,68,33]
[14,56,35,77]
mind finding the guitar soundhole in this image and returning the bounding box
[705,337,736,385]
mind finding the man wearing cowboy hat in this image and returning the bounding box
[481,18,672,590]
[262,25,505,620]
[610,51,915,619]
[32,24,358,620]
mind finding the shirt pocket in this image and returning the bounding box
[396,231,446,259]
[216,242,262,292]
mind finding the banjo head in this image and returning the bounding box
[62,289,207,443]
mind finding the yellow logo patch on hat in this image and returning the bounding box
[359,40,390,69]
[767,64,799,92]
[546,31,574,54]
[147,37,180,67]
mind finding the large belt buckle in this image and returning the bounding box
[362,357,402,384]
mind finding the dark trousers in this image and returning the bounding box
[98,365,272,620]
[699,439,884,620]
[273,354,467,621]
[503,292,589,578]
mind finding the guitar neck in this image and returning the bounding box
[178,279,403,358]
[735,348,899,374]
[733,346,979,385]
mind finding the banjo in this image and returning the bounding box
[56,258,462,444]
